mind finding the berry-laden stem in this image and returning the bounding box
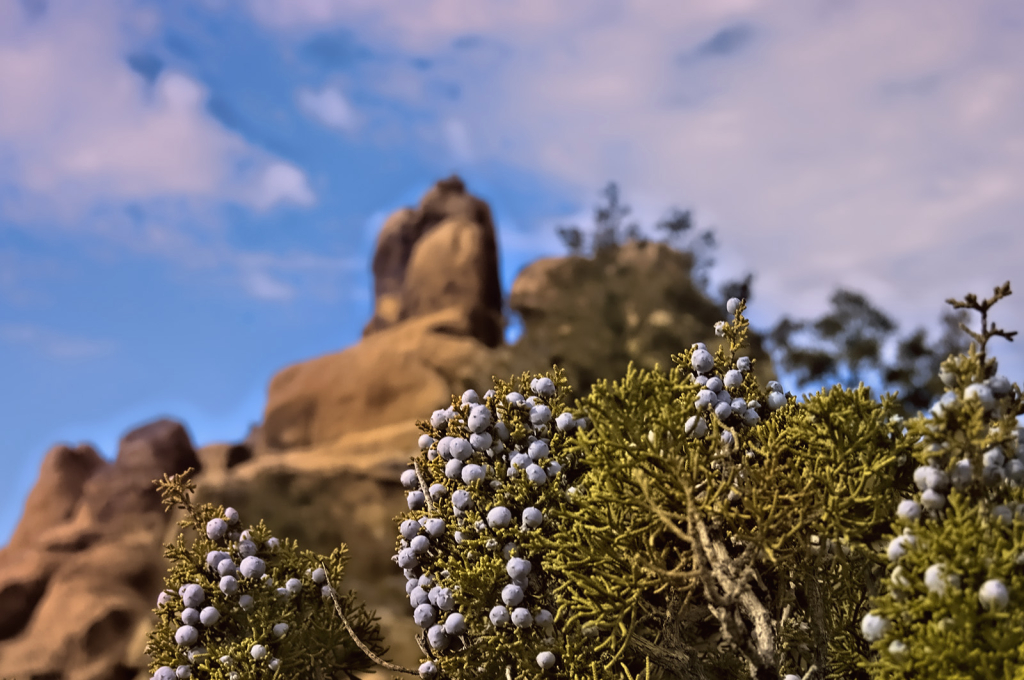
[320,561,419,675]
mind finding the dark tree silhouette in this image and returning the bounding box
[765,289,971,417]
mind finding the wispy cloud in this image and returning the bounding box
[0,323,116,359]
[298,85,359,132]
[0,1,316,224]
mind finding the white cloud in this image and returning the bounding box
[0,1,315,223]
[298,85,358,131]
[250,0,1024,377]
[0,323,116,360]
[254,162,317,209]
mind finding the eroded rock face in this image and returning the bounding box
[263,306,499,451]
[363,175,502,346]
[0,419,199,680]
[6,444,105,551]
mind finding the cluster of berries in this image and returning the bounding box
[684,299,788,446]
[150,507,329,679]
[861,361,1022,654]
[395,378,580,677]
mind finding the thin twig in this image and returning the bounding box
[414,459,437,514]
[320,561,419,675]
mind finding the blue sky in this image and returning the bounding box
[2,0,1023,544]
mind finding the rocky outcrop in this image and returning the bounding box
[362,175,502,347]
[0,420,200,680]
[496,239,777,393]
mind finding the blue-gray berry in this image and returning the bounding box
[724,370,743,388]
[407,490,425,510]
[736,356,752,372]
[153,667,176,680]
[418,434,434,450]
[546,461,562,479]
[206,551,229,570]
[462,389,480,405]
[251,644,267,660]
[537,651,556,669]
[526,464,548,485]
[530,405,552,427]
[397,548,419,569]
[401,469,419,489]
[285,578,301,595]
[409,589,429,609]
[401,519,421,541]
[462,464,485,484]
[175,665,191,679]
[506,557,531,579]
[705,377,724,393]
[427,624,449,650]
[685,415,708,438]
[206,518,228,541]
[522,507,543,528]
[449,438,473,461]
[489,605,510,626]
[691,349,714,374]
[727,297,741,315]
[511,607,533,627]
[767,392,787,410]
[238,556,266,580]
[424,518,446,538]
[430,410,448,429]
[444,612,468,634]
[273,622,289,637]
[502,584,524,606]
[410,535,430,554]
[181,584,205,608]
[528,440,550,461]
[452,489,473,510]
[414,604,437,627]
[487,506,512,528]
[533,377,556,397]
[419,661,438,678]
[175,625,198,646]
[467,405,492,433]
[535,609,554,628]
[435,588,455,611]
[555,412,576,432]
[181,608,199,625]
[199,606,219,626]
[470,432,493,451]
[238,540,257,558]
[695,390,716,411]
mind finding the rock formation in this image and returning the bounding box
[0,420,200,680]
[0,176,778,679]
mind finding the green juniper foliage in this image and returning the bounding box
[145,470,386,680]
[134,281,1022,680]
[532,300,915,680]
[863,282,1024,680]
